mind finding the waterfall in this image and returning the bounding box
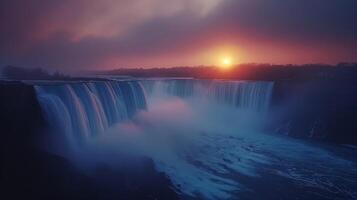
[141,79,274,112]
[35,81,147,148]
[34,79,273,151]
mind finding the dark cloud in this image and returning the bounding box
[1,0,356,70]
[214,0,357,43]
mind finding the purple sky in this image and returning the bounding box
[1,0,357,70]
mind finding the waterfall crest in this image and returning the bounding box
[141,79,274,112]
[35,81,147,148]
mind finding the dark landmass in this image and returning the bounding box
[0,65,108,81]
[270,79,357,144]
[95,63,357,81]
[1,65,69,80]
[3,63,357,81]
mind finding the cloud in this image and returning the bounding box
[0,0,356,70]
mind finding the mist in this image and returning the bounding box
[33,80,357,200]
[64,90,352,199]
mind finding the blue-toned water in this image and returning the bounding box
[34,79,357,200]
[141,79,274,112]
[35,81,146,150]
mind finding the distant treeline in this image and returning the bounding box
[98,63,357,81]
[2,63,357,81]
[1,65,69,80]
[0,65,108,81]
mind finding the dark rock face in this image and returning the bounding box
[0,81,45,148]
[270,80,357,144]
[0,81,178,200]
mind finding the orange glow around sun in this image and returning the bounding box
[196,45,241,69]
[220,57,233,69]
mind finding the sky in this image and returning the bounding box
[1,0,357,70]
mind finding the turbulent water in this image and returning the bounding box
[35,81,146,151]
[35,79,357,200]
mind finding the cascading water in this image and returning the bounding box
[35,79,274,151]
[35,79,276,196]
[35,81,147,150]
[36,79,273,143]
[32,79,357,200]
[34,78,275,155]
[141,79,274,112]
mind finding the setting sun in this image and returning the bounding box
[220,57,233,69]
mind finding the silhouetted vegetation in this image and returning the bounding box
[1,65,69,80]
[97,63,357,81]
[3,63,357,81]
[0,65,108,81]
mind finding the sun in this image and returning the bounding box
[219,57,233,69]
